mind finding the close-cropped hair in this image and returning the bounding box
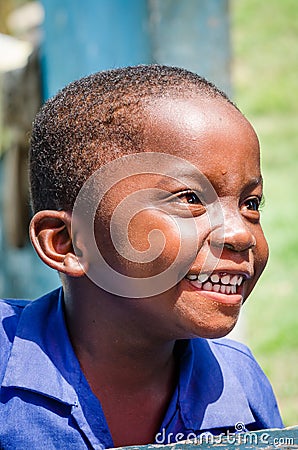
[29,64,233,213]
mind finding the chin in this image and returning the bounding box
[187,310,241,340]
[203,325,237,340]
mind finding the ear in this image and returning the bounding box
[29,210,87,277]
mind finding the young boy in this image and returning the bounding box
[0,65,283,449]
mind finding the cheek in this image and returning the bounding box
[127,210,212,278]
[255,227,269,275]
[94,206,208,281]
[127,210,183,276]
[92,210,180,277]
[129,211,179,258]
[245,227,269,298]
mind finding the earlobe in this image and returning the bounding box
[29,210,86,277]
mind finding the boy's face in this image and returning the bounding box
[78,94,268,339]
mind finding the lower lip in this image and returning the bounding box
[183,279,244,306]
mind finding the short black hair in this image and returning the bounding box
[29,64,234,213]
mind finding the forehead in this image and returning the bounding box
[141,95,259,174]
[129,95,261,198]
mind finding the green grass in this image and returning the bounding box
[231,0,298,426]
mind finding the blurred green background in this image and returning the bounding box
[231,0,298,426]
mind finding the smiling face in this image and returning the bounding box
[88,94,269,339]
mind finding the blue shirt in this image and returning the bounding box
[0,288,283,449]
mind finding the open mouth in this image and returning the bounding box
[184,272,245,295]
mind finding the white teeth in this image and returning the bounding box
[186,271,246,294]
[197,273,209,283]
[210,274,220,283]
[230,275,238,286]
[221,274,230,285]
[186,274,197,280]
[191,280,202,289]
[203,282,212,291]
[237,276,243,286]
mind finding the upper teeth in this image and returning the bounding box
[185,272,244,290]
[210,274,219,283]
[197,273,209,283]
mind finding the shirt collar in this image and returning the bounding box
[2,288,78,406]
[176,338,255,431]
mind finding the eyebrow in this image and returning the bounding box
[154,167,206,189]
[154,168,264,196]
[242,176,263,193]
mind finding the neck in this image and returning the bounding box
[63,278,177,390]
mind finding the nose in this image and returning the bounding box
[209,208,256,253]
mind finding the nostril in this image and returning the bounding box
[223,235,256,252]
[224,243,235,251]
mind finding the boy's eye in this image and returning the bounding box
[177,190,203,205]
[166,189,206,218]
[242,195,264,214]
[245,197,260,211]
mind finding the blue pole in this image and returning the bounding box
[41,0,152,98]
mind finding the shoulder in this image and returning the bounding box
[0,288,62,337]
[205,337,270,388]
[206,338,283,428]
[0,297,31,311]
[177,338,283,430]
[207,337,269,386]
[208,337,257,362]
[191,336,259,370]
[0,297,30,339]
[0,290,62,381]
[0,298,30,380]
[187,337,266,389]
